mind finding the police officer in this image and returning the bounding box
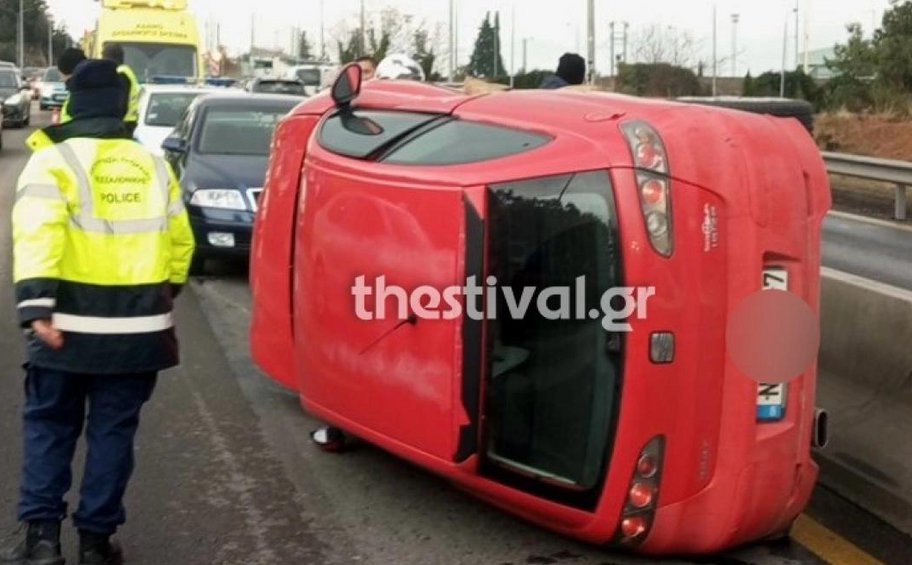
[2,59,195,565]
[101,43,140,136]
[55,47,86,125]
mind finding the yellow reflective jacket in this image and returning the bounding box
[118,64,141,124]
[13,119,195,374]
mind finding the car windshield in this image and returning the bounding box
[484,171,622,503]
[295,68,321,86]
[254,81,306,96]
[145,92,203,126]
[42,68,62,82]
[197,104,292,156]
[0,72,17,88]
[116,43,197,81]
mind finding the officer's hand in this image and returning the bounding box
[31,319,64,350]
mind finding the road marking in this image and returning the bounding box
[792,514,885,565]
[827,210,912,233]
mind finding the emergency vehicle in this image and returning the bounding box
[249,65,831,554]
[85,0,204,83]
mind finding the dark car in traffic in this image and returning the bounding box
[245,77,307,97]
[0,68,31,128]
[161,93,299,272]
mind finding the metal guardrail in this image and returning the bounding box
[822,151,912,221]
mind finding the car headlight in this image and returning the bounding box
[3,93,21,106]
[190,189,247,210]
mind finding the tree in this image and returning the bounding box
[412,29,436,81]
[0,0,74,65]
[297,30,313,61]
[616,62,702,97]
[744,69,824,108]
[825,2,912,113]
[631,24,699,68]
[468,12,505,78]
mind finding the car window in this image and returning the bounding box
[0,72,17,88]
[318,111,444,159]
[145,92,203,127]
[197,106,292,156]
[295,68,322,86]
[382,120,551,165]
[42,68,62,82]
[254,81,306,96]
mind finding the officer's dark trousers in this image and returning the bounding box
[18,365,157,534]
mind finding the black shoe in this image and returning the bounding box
[310,426,349,453]
[0,521,65,565]
[77,532,121,565]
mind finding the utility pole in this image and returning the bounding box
[360,0,366,58]
[731,13,740,77]
[320,0,326,61]
[780,18,788,97]
[18,0,24,68]
[493,11,499,77]
[622,22,629,64]
[586,0,595,83]
[712,4,718,96]
[794,0,800,67]
[609,22,615,77]
[522,37,528,73]
[510,6,515,87]
[250,13,255,58]
[448,0,454,82]
[802,0,811,73]
[48,15,54,67]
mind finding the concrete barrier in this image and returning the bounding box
[816,268,912,535]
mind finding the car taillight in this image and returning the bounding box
[620,121,673,257]
[614,436,665,547]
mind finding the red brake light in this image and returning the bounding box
[628,483,656,509]
[621,516,650,539]
[640,179,665,206]
[613,436,666,547]
[636,454,658,478]
[620,121,673,257]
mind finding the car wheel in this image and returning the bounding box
[39,103,47,111]
[23,111,30,126]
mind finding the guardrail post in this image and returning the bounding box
[897,184,908,221]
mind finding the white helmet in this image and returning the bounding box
[375,54,426,81]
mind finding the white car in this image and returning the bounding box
[135,85,220,155]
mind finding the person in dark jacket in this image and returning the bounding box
[57,48,87,80]
[3,59,194,565]
[539,52,586,89]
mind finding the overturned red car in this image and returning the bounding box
[250,65,831,555]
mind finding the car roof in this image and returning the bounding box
[193,92,303,107]
[141,85,223,95]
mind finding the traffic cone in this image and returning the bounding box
[51,107,60,125]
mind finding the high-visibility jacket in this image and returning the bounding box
[13,122,195,374]
[60,95,72,124]
[118,64,141,124]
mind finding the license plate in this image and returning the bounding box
[757,267,788,421]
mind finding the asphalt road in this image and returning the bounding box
[822,213,912,290]
[1,108,910,564]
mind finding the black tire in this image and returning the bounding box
[39,103,47,111]
[23,111,30,127]
[677,97,815,133]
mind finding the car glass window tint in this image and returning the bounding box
[0,72,16,88]
[146,92,200,126]
[318,111,443,159]
[382,120,551,165]
[198,106,290,156]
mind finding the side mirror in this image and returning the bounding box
[331,63,362,108]
[161,136,187,154]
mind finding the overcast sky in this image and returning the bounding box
[46,0,894,75]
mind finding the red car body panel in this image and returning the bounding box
[249,81,831,555]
